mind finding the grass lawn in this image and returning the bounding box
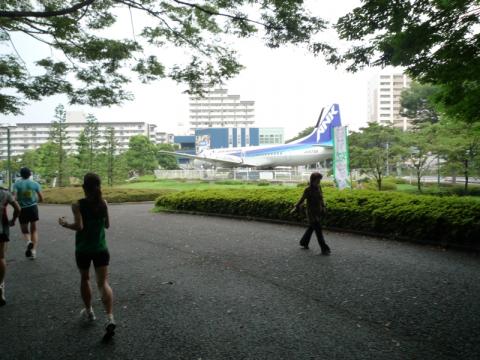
[117,179,293,191]
[395,183,480,199]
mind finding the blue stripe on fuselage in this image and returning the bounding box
[223,142,333,158]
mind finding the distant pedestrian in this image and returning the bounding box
[0,186,21,306]
[291,172,331,255]
[13,167,43,260]
[58,173,116,340]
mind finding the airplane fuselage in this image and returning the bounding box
[197,142,333,168]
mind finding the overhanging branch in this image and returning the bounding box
[0,0,96,18]
[172,0,279,30]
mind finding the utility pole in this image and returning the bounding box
[437,155,440,186]
[1,124,16,190]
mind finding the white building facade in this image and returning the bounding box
[0,111,174,160]
[259,128,284,145]
[368,71,412,131]
[189,88,255,132]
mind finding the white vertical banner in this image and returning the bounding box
[333,126,351,189]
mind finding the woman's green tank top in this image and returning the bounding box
[75,198,108,253]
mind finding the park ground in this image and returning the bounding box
[1,203,479,360]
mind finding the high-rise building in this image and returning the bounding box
[189,87,255,132]
[368,71,412,131]
[0,111,174,160]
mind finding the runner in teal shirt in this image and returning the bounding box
[14,178,41,208]
[13,168,43,259]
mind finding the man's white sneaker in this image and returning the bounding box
[80,308,96,321]
[0,283,5,306]
[103,317,116,340]
[30,249,36,260]
[25,242,33,258]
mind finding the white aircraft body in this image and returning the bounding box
[161,104,343,169]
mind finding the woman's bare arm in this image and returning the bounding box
[58,203,83,231]
[104,200,110,229]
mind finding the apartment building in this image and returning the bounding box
[189,87,255,131]
[368,71,412,131]
[0,111,173,160]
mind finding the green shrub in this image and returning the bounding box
[215,180,247,186]
[363,179,397,191]
[43,187,176,204]
[154,188,480,250]
[297,180,334,188]
[257,181,270,186]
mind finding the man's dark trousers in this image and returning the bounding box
[300,221,330,252]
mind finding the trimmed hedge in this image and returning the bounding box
[155,188,480,250]
[43,187,175,204]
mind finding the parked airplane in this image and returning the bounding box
[160,103,343,169]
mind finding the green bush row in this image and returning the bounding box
[155,187,480,250]
[43,187,175,204]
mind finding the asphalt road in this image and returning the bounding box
[1,204,479,360]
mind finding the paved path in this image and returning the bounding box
[1,204,479,360]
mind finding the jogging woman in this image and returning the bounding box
[58,173,116,339]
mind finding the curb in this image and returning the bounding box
[154,208,450,249]
[154,208,480,253]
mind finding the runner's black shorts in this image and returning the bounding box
[19,205,39,224]
[75,251,110,270]
[0,233,9,243]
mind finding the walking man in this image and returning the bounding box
[292,172,331,255]
[13,167,43,259]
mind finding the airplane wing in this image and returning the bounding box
[158,150,256,167]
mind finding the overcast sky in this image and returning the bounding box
[1,0,382,139]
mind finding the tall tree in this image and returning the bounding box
[18,149,39,172]
[49,104,70,186]
[0,1,325,115]
[400,83,441,126]
[84,113,100,171]
[402,124,439,192]
[436,119,480,191]
[35,142,60,185]
[125,135,158,175]
[102,126,118,186]
[321,1,480,123]
[349,122,404,190]
[75,131,90,177]
[286,127,314,143]
[157,143,179,170]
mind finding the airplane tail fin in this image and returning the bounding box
[293,103,342,145]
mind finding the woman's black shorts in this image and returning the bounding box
[19,205,39,224]
[75,251,110,270]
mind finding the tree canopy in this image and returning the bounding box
[323,0,480,122]
[0,0,325,115]
[400,82,441,126]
